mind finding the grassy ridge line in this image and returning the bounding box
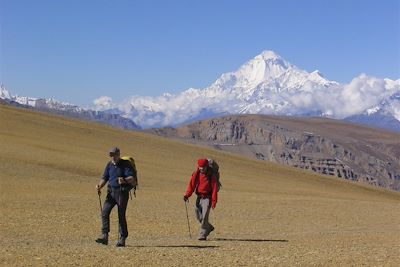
[1,103,399,201]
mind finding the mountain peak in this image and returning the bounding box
[257,50,281,60]
[248,50,291,74]
[0,84,12,99]
[218,50,292,89]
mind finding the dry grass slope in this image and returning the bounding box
[1,104,399,266]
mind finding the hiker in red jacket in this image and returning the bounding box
[183,159,218,240]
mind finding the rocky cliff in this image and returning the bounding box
[152,115,400,191]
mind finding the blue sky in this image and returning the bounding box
[1,0,400,106]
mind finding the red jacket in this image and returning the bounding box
[185,169,218,208]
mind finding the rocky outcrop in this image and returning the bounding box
[153,115,400,191]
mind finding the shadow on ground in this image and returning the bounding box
[131,245,219,249]
[213,238,288,242]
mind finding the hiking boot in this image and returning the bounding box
[198,236,207,241]
[206,226,215,236]
[95,234,108,245]
[116,236,126,247]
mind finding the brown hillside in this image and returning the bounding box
[1,104,399,266]
[151,115,400,191]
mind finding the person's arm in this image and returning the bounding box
[96,162,110,192]
[184,170,198,200]
[118,176,135,185]
[118,162,136,185]
[96,179,107,191]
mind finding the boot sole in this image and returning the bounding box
[95,239,108,245]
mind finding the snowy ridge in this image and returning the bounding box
[1,84,83,112]
[92,50,400,128]
[0,84,140,130]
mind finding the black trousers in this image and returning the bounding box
[101,187,130,238]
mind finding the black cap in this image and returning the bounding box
[109,147,120,155]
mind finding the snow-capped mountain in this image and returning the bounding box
[0,85,12,99]
[93,50,400,129]
[1,84,83,111]
[344,90,400,132]
[0,84,140,130]
[3,50,399,131]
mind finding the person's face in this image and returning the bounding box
[109,153,120,163]
[199,166,207,174]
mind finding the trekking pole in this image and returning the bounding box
[97,190,103,214]
[184,200,192,239]
[118,185,122,240]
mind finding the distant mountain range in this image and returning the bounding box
[0,85,140,130]
[2,50,399,132]
[150,114,400,191]
[343,91,400,132]
[92,50,400,131]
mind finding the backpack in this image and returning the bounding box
[121,156,138,190]
[207,159,222,191]
[195,159,222,192]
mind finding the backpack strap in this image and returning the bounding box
[194,169,200,194]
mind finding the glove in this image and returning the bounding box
[183,195,189,202]
[211,202,216,209]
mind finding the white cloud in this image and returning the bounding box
[93,96,115,110]
[97,74,399,128]
[334,74,388,118]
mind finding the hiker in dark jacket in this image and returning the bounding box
[183,159,218,240]
[95,147,136,247]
